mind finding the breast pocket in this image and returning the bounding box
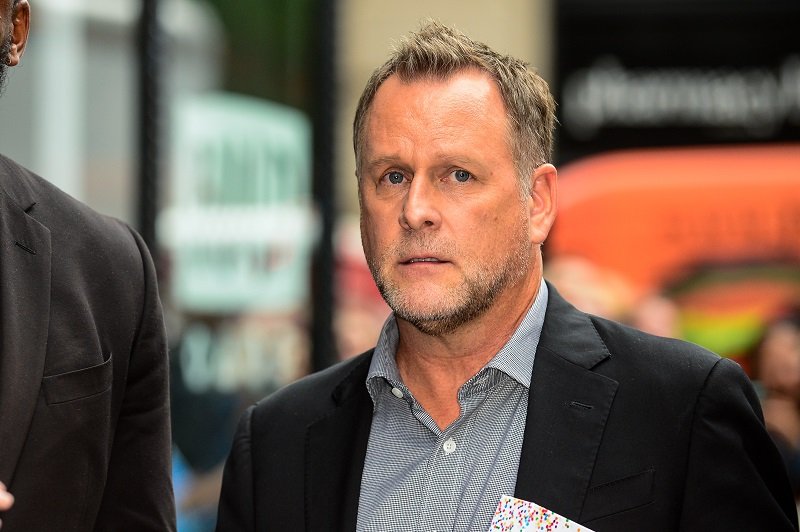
[581,468,655,522]
[42,353,113,405]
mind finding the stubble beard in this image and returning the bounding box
[364,205,532,337]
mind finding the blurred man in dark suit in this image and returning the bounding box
[0,1,175,529]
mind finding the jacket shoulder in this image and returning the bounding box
[593,314,719,363]
[250,351,373,429]
[588,314,731,398]
[0,153,136,248]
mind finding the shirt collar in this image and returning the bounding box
[366,279,548,398]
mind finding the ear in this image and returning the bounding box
[527,163,558,245]
[7,0,30,67]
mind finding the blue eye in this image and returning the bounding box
[386,171,404,184]
[454,169,471,182]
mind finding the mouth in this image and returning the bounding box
[399,255,452,268]
[404,257,442,264]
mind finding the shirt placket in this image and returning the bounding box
[414,373,491,532]
[416,425,465,531]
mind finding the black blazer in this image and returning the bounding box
[216,283,798,531]
[0,154,176,531]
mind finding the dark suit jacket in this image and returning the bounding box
[0,154,176,531]
[216,283,798,531]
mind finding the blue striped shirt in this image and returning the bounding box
[357,281,548,531]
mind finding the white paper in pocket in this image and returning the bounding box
[488,495,595,531]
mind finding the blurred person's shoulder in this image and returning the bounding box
[0,152,142,258]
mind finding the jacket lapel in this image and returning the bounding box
[0,186,52,485]
[514,284,618,520]
[305,353,373,532]
[300,285,620,528]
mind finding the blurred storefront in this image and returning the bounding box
[548,0,800,374]
[158,92,317,528]
[548,144,800,373]
[0,0,222,221]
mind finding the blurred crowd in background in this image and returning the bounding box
[0,0,798,529]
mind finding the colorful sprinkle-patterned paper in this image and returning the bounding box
[488,495,595,532]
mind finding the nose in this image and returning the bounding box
[400,176,441,231]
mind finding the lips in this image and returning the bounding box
[405,257,442,264]
[399,257,453,271]
[397,242,453,264]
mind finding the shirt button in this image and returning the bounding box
[443,438,456,454]
[391,387,404,399]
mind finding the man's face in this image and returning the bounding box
[358,69,536,336]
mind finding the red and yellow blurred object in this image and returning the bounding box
[548,144,800,371]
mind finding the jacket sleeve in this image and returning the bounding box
[216,406,256,532]
[93,227,177,531]
[679,357,799,530]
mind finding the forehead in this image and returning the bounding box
[365,69,508,139]
[362,70,514,172]
[375,68,499,108]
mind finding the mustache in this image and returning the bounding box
[391,232,456,259]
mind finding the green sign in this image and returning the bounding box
[160,92,316,313]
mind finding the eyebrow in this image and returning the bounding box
[363,155,408,173]
[364,153,483,169]
[443,156,481,168]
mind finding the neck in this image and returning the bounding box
[394,274,542,429]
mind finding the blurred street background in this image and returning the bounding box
[1,0,798,528]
